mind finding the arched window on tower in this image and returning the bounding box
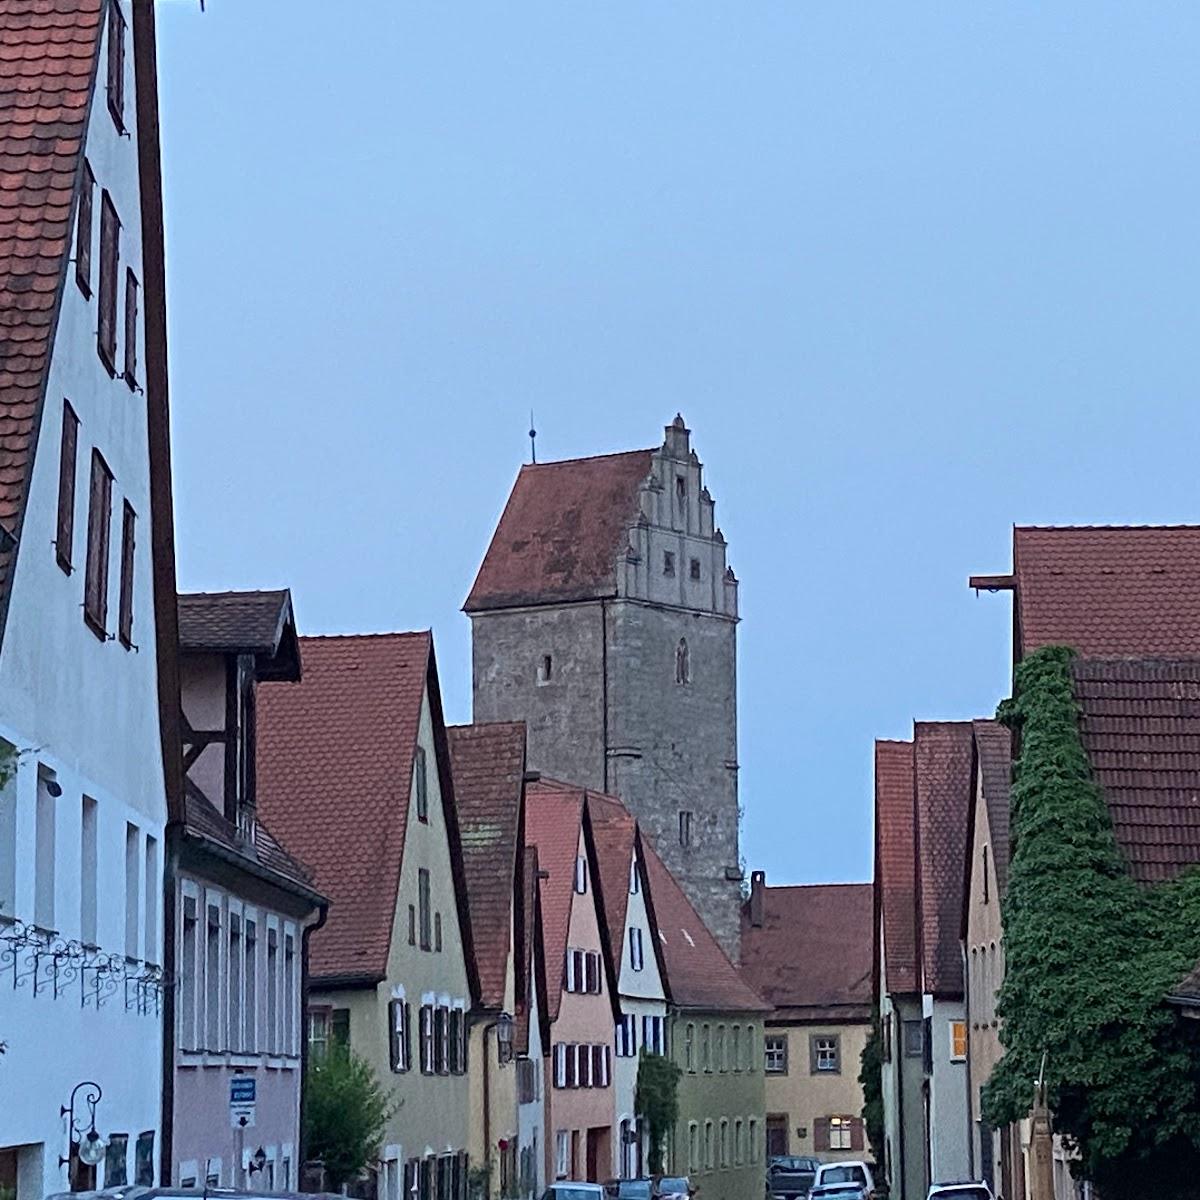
[675,637,690,685]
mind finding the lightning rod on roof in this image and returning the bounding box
[529,410,537,464]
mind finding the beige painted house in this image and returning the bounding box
[257,632,480,1200]
[741,874,872,1162]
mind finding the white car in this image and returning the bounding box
[813,1162,876,1195]
[541,1185,607,1200]
[927,1185,994,1200]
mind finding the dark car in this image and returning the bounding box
[768,1155,821,1199]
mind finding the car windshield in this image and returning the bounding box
[548,1190,601,1200]
[772,1158,814,1171]
[813,1190,863,1200]
[931,1191,990,1200]
[617,1185,651,1199]
[820,1167,866,1184]
[658,1180,689,1194]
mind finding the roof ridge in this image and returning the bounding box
[520,447,656,470]
[298,630,431,644]
[1016,523,1200,532]
[179,588,289,600]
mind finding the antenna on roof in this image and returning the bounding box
[529,410,537,464]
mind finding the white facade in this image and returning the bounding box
[0,3,168,1195]
[613,842,668,1179]
[925,996,970,1186]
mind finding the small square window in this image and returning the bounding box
[764,1035,787,1074]
[663,551,676,577]
[689,558,701,581]
[810,1033,840,1074]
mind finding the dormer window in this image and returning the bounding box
[107,1,126,132]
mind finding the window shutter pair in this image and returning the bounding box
[388,999,411,1072]
[813,1117,831,1152]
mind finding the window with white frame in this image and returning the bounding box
[828,1115,853,1151]
[143,835,158,962]
[641,1015,664,1056]
[555,1132,570,1179]
[629,857,639,894]
[574,855,588,894]
[125,823,140,958]
[810,1033,840,1074]
[243,916,257,1052]
[687,1123,698,1173]
[615,1014,638,1058]
[629,927,644,972]
[764,1034,787,1074]
[228,912,242,1053]
[703,1121,714,1170]
[180,893,198,1050]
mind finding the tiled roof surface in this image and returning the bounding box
[740,883,872,1021]
[914,721,974,997]
[875,739,918,995]
[583,790,637,985]
[1014,526,1200,657]
[183,779,321,902]
[447,721,526,1010]
[464,449,653,612]
[178,589,292,654]
[973,719,1012,895]
[1073,657,1200,884]
[524,778,586,1021]
[0,0,103,603]
[642,837,769,1013]
[256,633,430,981]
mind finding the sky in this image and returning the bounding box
[156,1,1200,888]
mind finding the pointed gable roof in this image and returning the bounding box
[464,449,653,612]
[516,845,551,1056]
[584,791,636,971]
[973,718,1012,894]
[875,739,918,996]
[642,838,768,1013]
[256,632,476,993]
[0,0,105,614]
[914,720,975,997]
[740,883,872,1022]
[1012,526,1200,658]
[447,721,527,1011]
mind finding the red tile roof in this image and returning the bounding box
[914,721,974,997]
[256,633,473,986]
[874,739,918,996]
[642,836,769,1013]
[447,721,526,1010]
[741,882,872,1022]
[524,779,587,1021]
[1013,526,1200,658]
[464,449,653,612]
[973,719,1012,895]
[0,0,104,606]
[1073,657,1200,884]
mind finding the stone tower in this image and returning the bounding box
[466,415,743,957]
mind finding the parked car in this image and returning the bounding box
[767,1155,821,1198]
[604,1181,653,1200]
[655,1177,695,1200]
[809,1186,869,1200]
[927,1185,993,1200]
[542,1185,608,1200]
[813,1162,876,1196]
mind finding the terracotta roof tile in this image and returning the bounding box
[1014,526,1200,658]
[447,721,526,1010]
[642,836,769,1013]
[740,883,872,1022]
[523,779,586,1021]
[0,0,103,605]
[464,449,653,611]
[972,719,1012,895]
[875,739,918,995]
[256,633,431,982]
[914,721,974,997]
[1073,657,1200,884]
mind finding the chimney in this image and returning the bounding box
[749,870,766,928]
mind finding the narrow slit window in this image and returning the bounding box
[118,501,135,648]
[415,746,428,822]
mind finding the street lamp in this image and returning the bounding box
[496,1011,514,1065]
[59,1080,106,1170]
[249,1147,268,1176]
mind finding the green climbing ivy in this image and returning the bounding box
[982,646,1200,1196]
[636,1050,682,1176]
[858,1017,885,1179]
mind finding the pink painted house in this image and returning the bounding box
[525,780,620,1183]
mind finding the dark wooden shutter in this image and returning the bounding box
[84,449,112,634]
[106,1,125,128]
[388,999,401,1071]
[564,1043,576,1088]
[403,1001,412,1072]
[850,1118,865,1151]
[118,501,135,646]
[123,270,138,387]
[76,162,93,295]
[97,192,119,370]
[585,952,599,994]
[56,401,79,571]
[813,1118,830,1152]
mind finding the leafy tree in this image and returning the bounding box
[858,1018,885,1177]
[304,1048,395,1189]
[636,1050,682,1176]
[983,646,1200,1197]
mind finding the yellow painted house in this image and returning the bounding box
[257,631,480,1199]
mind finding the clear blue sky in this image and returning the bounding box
[157,2,1200,888]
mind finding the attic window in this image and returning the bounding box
[574,855,588,894]
[629,859,639,895]
[982,844,990,905]
[415,746,428,823]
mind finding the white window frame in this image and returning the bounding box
[574,855,588,894]
[828,1116,853,1151]
[629,927,644,972]
[555,1131,570,1179]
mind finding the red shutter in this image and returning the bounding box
[56,401,78,571]
[850,1118,865,1151]
[123,270,139,387]
[97,193,119,370]
[118,501,135,646]
[76,163,93,295]
[813,1118,830,1152]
